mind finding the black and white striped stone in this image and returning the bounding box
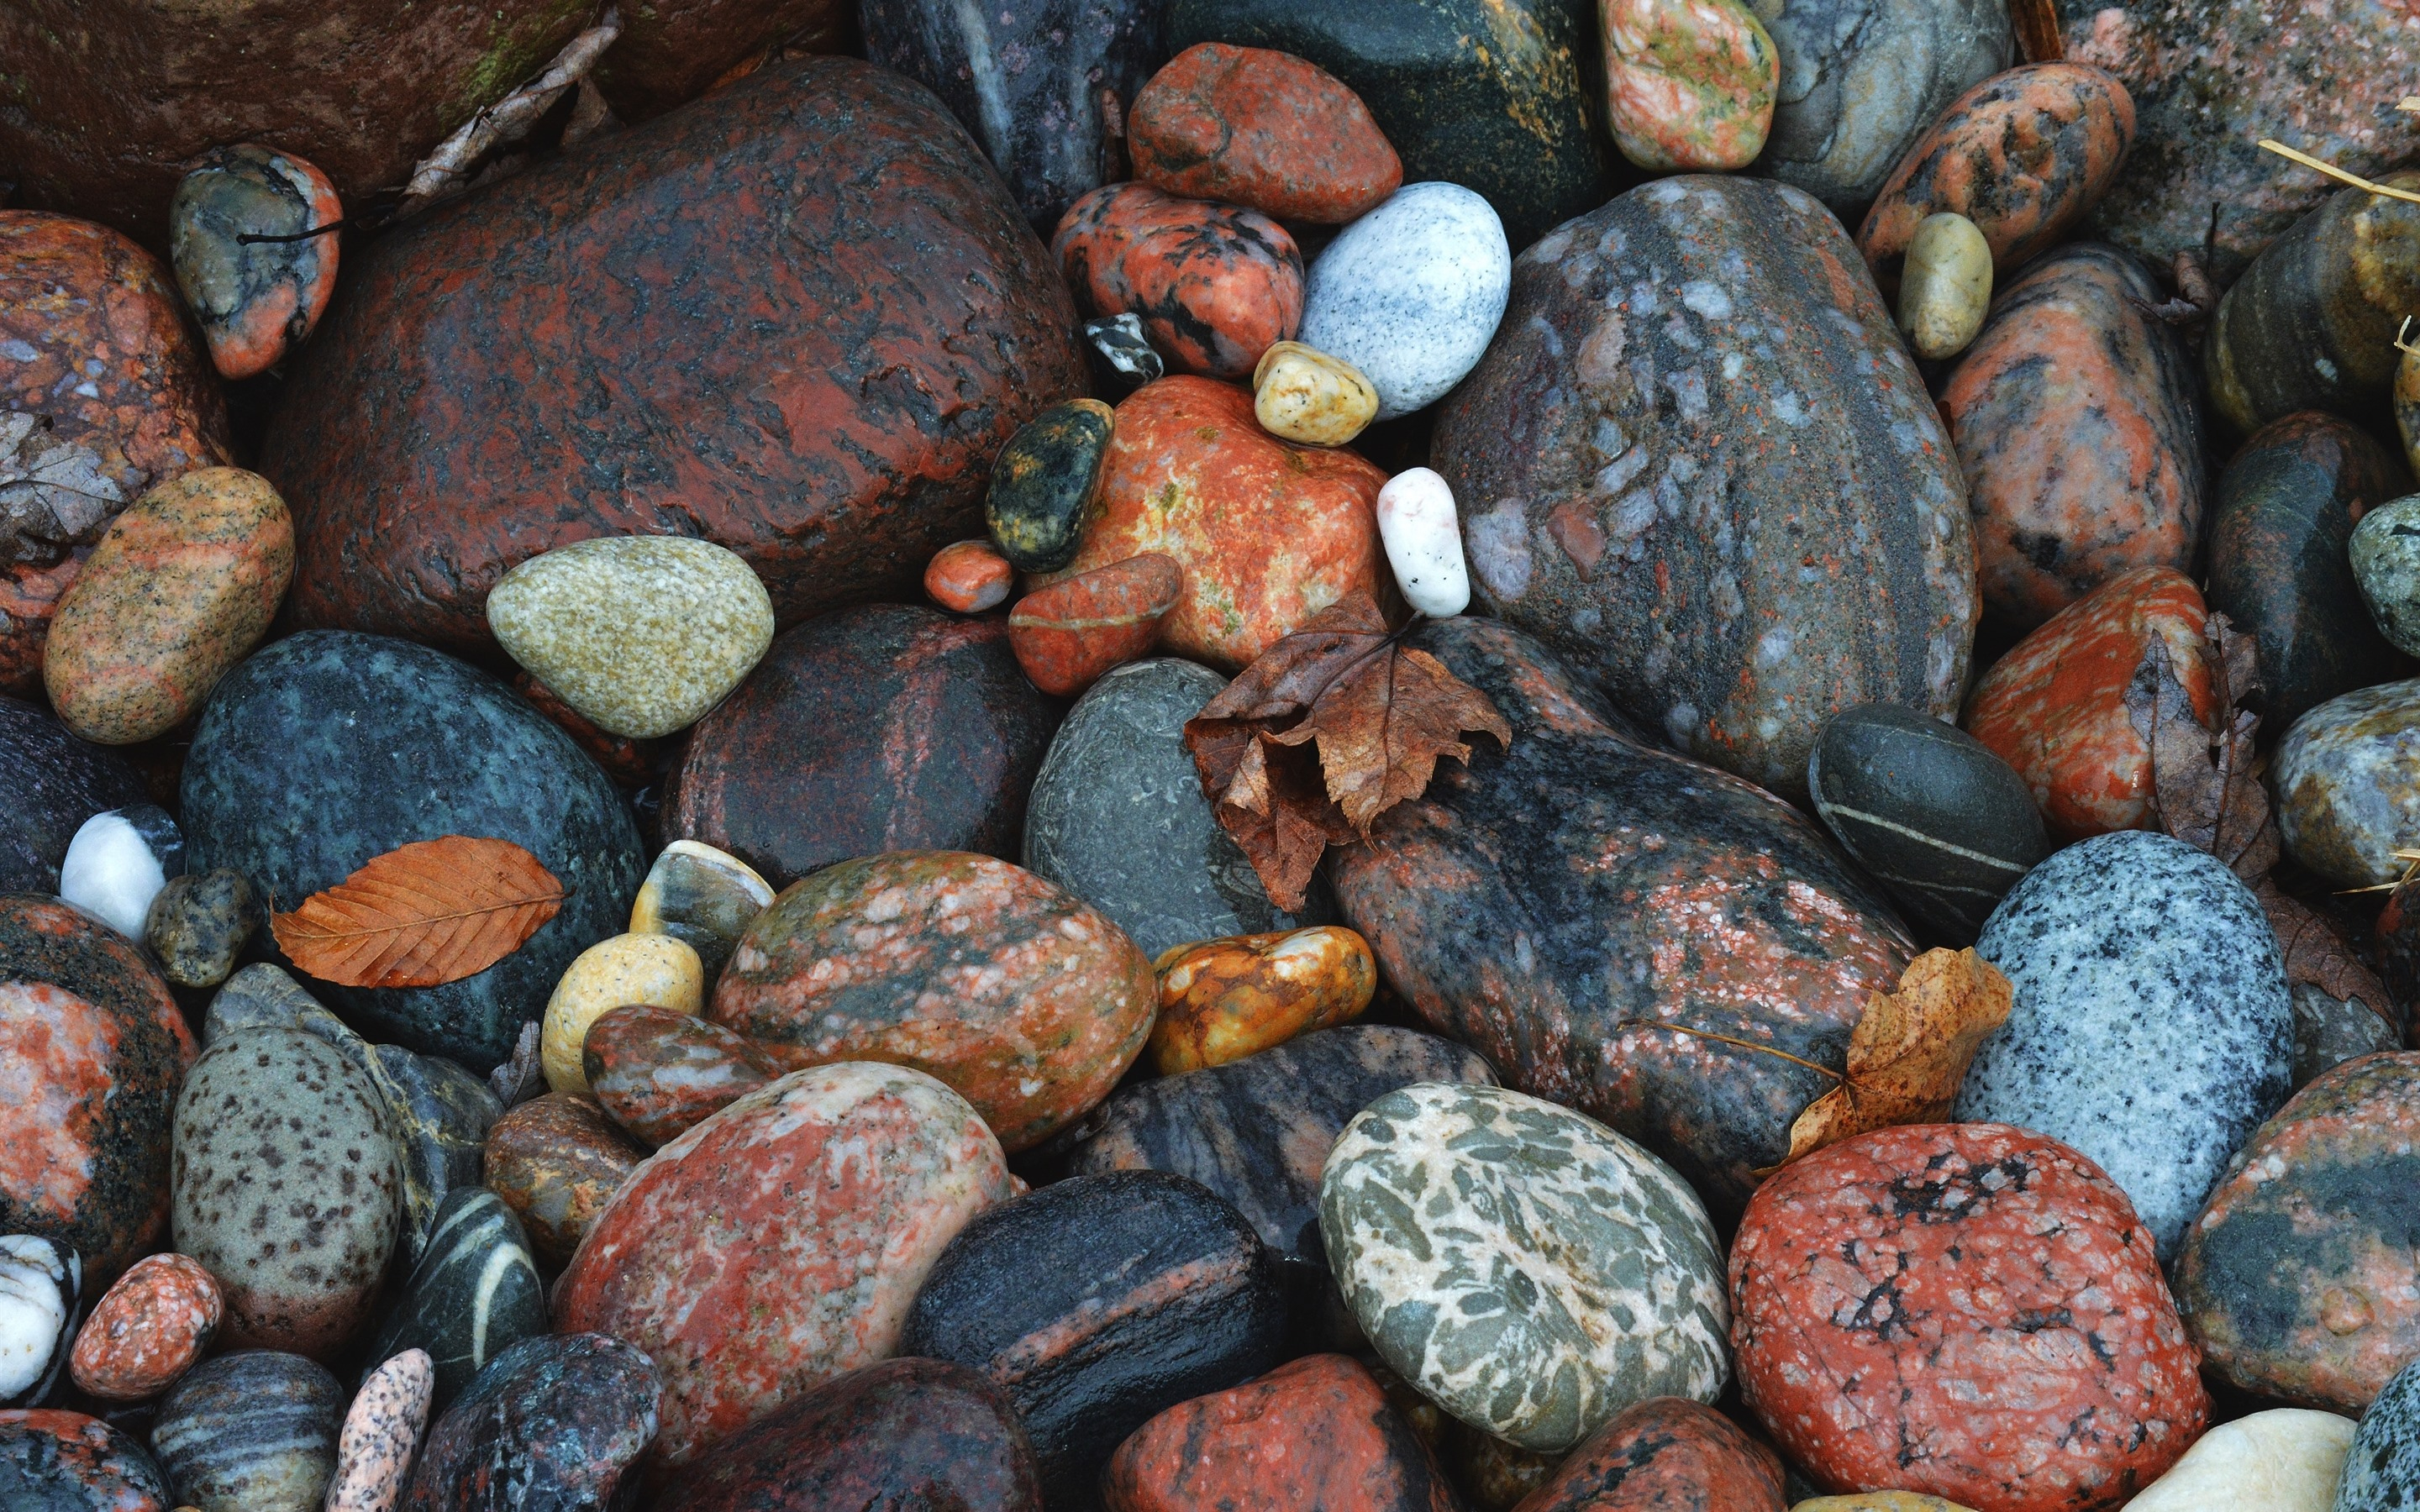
[0,1234,77,1407]
[366,1187,547,1410]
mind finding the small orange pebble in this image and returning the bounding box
[1150,925,1377,1074]
[924,538,1016,613]
[1008,552,1182,696]
[68,1252,223,1402]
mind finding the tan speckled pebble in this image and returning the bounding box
[1252,341,1378,446]
[541,933,703,1095]
[324,1348,434,1512]
[1794,1494,1979,1512]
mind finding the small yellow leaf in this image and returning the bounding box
[1779,948,2012,1165]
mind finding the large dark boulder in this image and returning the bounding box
[0,697,148,894]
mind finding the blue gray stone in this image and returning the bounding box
[367,1187,545,1411]
[2335,1358,2420,1511]
[401,1332,660,1511]
[0,694,145,895]
[1956,830,2295,1261]
[1300,183,1512,421]
[151,1350,344,1512]
[2275,677,2420,890]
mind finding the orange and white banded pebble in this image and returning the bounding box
[1150,927,1376,1074]
[925,539,1016,614]
[1008,553,1183,696]
[68,1252,222,1403]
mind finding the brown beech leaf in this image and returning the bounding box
[271,837,567,989]
[2255,878,2399,1031]
[1778,948,2013,1166]
[2124,616,2277,882]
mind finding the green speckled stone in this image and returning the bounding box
[985,399,1114,573]
[2275,678,2420,889]
[2352,494,2420,659]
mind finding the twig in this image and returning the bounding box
[400,7,623,210]
[2258,138,2420,206]
[1634,1022,1845,1081]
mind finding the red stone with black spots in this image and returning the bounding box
[1103,1353,1460,1512]
[1730,1122,2208,1512]
[263,57,1084,654]
[1509,1397,1784,1512]
[1053,182,1305,380]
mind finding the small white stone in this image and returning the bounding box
[0,1234,78,1405]
[2120,1408,2355,1511]
[60,806,180,939]
[1376,468,1470,617]
[1301,183,1512,421]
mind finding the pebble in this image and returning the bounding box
[1129,45,1400,226]
[2352,494,2420,659]
[45,468,294,746]
[986,400,1113,576]
[539,932,703,1096]
[0,696,145,893]
[1897,211,1992,359]
[2121,1408,2354,1512]
[167,145,342,381]
[1807,702,2049,941]
[1374,467,1469,618]
[68,1253,219,1404]
[1440,1423,1560,1512]
[1298,185,1509,423]
[1007,552,1183,696]
[322,1349,433,1512]
[170,1028,402,1358]
[0,1408,172,1511]
[552,1064,1013,1467]
[0,1236,76,1408]
[1053,184,1304,381]
[713,850,1155,1152]
[1792,1499,1975,1512]
[1517,1397,1784,1512]
[2291,984,2404,1090]
[1320,1083,1730,1452]
[901,1171,1289,1506]
[2274,679,2420,889]
[2334,1358,2420,1511]
[60,805,182,941]
[367,1045,499,1272]
[583,1005,780,1147]
[1733,1123,2208,1511]
[2402,341,2420,479]
[924,540,1016,614]
[627,839,773,981]
[1251,342,1380,448]
[487,535,775,742]
[1602,0,1781,171]
[141,869,259,990]
[480,1092,646,1273]
[395,1332,660,1511]
[1150,927,1376,1074]
[364,1189,545,1412]
[150,1351,344,1512]
[1086,313,1165,393]
[1754,0,2011,210]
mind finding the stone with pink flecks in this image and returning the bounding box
[69,1252,222,1403]
[324,1348,433,1512]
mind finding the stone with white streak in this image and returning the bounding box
[0,1235,77,1407]
[1299,184,1511,422]
[363,1188,546,1411]
[1378,468,1470,617]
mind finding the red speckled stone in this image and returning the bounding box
[482,1092,648,1272]
[1104,1353,1457,1512]
[927,540,1016,614]
[1053,184,1304,381]
[1512,1397,1784,1512]
[1037,377,1386,670]
[68,1252,222,1403]
[554,1063,1014,1467]
[1732,1122,2207,1512]
[1008,553,1183,696]
[1129,44,1403,224]
[262,57,1084,654]
[583,1004,781,1148]
[1965,565,2217,842]
[0,1409,169,1510]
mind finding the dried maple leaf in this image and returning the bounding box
[271,836,567,989]
[2256,879,2398,1032]
[1775,948,2012,1165]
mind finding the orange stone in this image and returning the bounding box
[1128,44,1403,224]
[1052,184,1302,380]
[1965,565,2218,842]
[1150,927,1377,1074]
[68,1252,222,1403]
[1037,377,1387,670]
[926,539,1016,614]
[1007,553,1182,696]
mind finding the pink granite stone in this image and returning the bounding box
[67,1252,221,1403]
[324,1348,434,1512]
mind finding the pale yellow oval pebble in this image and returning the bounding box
[1896,212,1992,361]
[2118,1408,2355,1511]
[1793,1494,1979,1512]
[1252,340,1380,446]
[541,932,703,1094]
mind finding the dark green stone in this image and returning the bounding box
[368,1188,548,1410]
[1165,0,1619,251]
[984,399,1113,573]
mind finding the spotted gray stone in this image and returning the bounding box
[2336,1358,2420,1511]
[1318,1082,1728,1452]
[2275,677,2420,889]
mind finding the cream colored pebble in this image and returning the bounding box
[1252,340,1380,446]
[1897,212,1992,360]
[541,932,704,1094]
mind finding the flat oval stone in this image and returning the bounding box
[1053,184,1303,381]
[713,851,1154,1152]
[368,1044,500,1272]
[366,1189,547,1412]
[0,1237,76,1408]
[68,1253,218,1404]
[657,1357,1042,1512]
[927,540,1016,614]
[1957,830,2294,1261]
[629,839,773,981]
[1603,0,1781,171]
[2210,413,2412,734]
[2275,679,2420,889]
[584,1005,781,1148]
[166,145,340,381]
[1103,1353,1457,1512]
[1734,1123,2207,1510]
[1897,211,1992,360]
[900,1170,1289,1505]
[2333,1359,2420,1512]
[1937,243,2202,627]
[1253,342,1380,449]
[1322,1084,1729,1452]
[0,1409,170,1512]
[487,536,776,741]
[1008,552,1183,697]
[2122,1408,2354,1512]
[1130,45,1402,223]
[1754,0,2011,210]
[2173,1053,2420,1414]
[540,932,702,1097]
[171,1029,402,1358]
[1036,377,1387,670]
[986,399,1115,575]
[1807,702,2049,942]
[481,1093,646,1273]
[1150,927,1376,1074]
[0,896,194,1283]
[1434,175,1974,800]
[323,1349,432,1512]
[181,630,646,1072]
[150,1351,343,1512]
[666,604,1059,889]
[45,468,293,746]
[1298,184,1509,422]
[1023,658,1334,958]
[0,697,145,892]
[397,1333,660,1512]
[553,1063,1013,1467]
[1518,1397,1783,1512]
[262,59,1083,654]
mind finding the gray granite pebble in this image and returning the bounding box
[1300,183,1511,421]
[2334,1358,2420,1511]
[2275,677,2420,888]
[2350,492,2420,658]
[1753,0,2012,208]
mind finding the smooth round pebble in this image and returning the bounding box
[323,1350,433,1512]
[1602,0,1781,172]
[150,1351,343,1512]
[142,869,260,990]
[1251,341,1379,446]
[60,805,182,940]
[1299,184,1512,421]
[2275,677,2420,888]
[984,399,1114,574]
[628,839,773,980]
[2349,492,2420,658]
[2333,1359,2420,1511]
[1897,211,1993,359]
[1007,552,1183,696]
[0,1236,76,1408]
[1375,467,1469,617]
[167,144,341,381]
[481,1092,647,1272]
[583,1005,780,1148]
[924,540,1016,614]
[364,1189,545,1410]
[2120,1408,2354,1511]
[540,932,703,1096]
[68,1253,219,1404]
[1150,927,1376,1074]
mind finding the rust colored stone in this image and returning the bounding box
[68,1252,222,1403]
[1039,377,1387,670]
[1858,64,2136,296]
[583,1004,781,1147]
[1149,926,1377,1074]
[1939,244,2202,628]
[264,57,1084,654]
[1129,44,1403,223]
[1053,184,1304,380]
[482,1092,648,1271]
[1510,1397,1784,1512]
[511,671,657,786]
[1965,565,2217,842]
[1007,553,1183,696]
[1103,1353,1460,1512]
[1732,1123,2208,1512]
[594,0,855,120]
[927,540,1016,614]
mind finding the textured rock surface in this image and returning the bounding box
[397,1332,660,1511]
[1053,184,1304,381]
[365,1189,547,1410]
[263,57,1084,653]
[68,1253,220,1403]
[1149,927,1376,1074]
[1732,1123,2208,1511]
[1434,175,1973,800]
[369,1045,499,1272]
[0,699,146,893]
[2353,494,2420,660]
[167,144,342,382]
[2333,1359,2420,1511]
[2275,678,2420,889]
[481,1093,645,1272]
[584,1005,780,1148]
[1602,0,1782,172]
[1299,182,1512,422]
[2119,1408,2354,1512]
[986,399,1114,575]
[1321,1083,1730,1452]
[591,0,856,120]
[150,1351,343,1512]
[1130,44,1403,223]
[322,1349,433,1512]
[1514,1396,1785,1512]
[0,1409,170,1511]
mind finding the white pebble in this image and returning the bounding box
[1301,183,1512,421]
[59,806,181,939]
[1377,468,1471,617]
[2121,1408,2354,1510]
[0,1235,77,1405]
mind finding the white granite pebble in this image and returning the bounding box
[1300,183,1511,421]
[1377,468,1470,617]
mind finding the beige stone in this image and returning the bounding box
[1252,340,1380,446]
[542,932,704,1094]
[2118,1409,2355,1511]
[1897,212,1993,360]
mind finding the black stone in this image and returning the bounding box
[0,1411,170,1512]
[142,869,261,990]
[1084,312,1163,395]
[985,400,1113,574]
[180,631,647,1073]
[367,1188,546,1410]
[371,1046,504,1271]
[0,696,147,895]
[1807,702,2050,942]
[150,1351,343,1512]
[400,1332,661,1512]
[898,1170,1288,1509]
